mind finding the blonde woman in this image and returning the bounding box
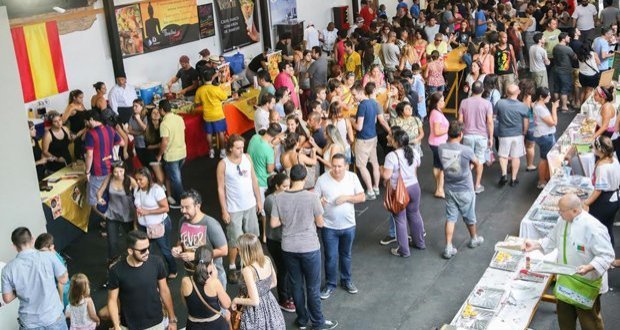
[319,124,347,168]
[232,233,285,330]
[399,44,419,71]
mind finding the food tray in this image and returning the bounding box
[453,304,495,330]
[531,261,576,275]
[529,207,560,223]
[468,287,506,310]
[516,269,546,283]
[549,185,590,199]
[489,250,523,272]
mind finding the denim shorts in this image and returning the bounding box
[462,135,488,163]
[553,71,573,95]
[525,128,536,142]
[446,190,477,224]
[535,134,556,160]
[203,118,227,134]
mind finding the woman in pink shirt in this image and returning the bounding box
[428,92,449,198]
[424,51,445,93]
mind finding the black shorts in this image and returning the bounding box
[579,73,600,88]
[430,145,443,170]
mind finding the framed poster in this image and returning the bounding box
[139,0,200,54]
[115,3,145,57]
[214,0,260,52]
[198,3,216,38]
[266,50,282,82]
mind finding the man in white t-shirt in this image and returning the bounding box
[320,22,339,56]
[304,22,320,51]
[572,0,598,43]
[254,93,275,134]
[314,154,365,300]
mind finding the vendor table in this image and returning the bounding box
[174,89,260,161]
[450,237,555,330]
[40,165,91,251]
[443,47,468,116]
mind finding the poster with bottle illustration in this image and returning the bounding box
[214,0,260,52]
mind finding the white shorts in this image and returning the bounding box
[498,136,525,158]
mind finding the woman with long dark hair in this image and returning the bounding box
[428,92,448,198]
[263,173,295,312]
[96,161,137,261]
[181,245,231,329]
[532,87,558,189]
[576,44,601,105]
[518,79,538,172]
[91,82,107,108]
[134,167,177,278]
[42,111,74,172]
[584,136,620,247]
[61,89,88,160]
[381,128,425,257]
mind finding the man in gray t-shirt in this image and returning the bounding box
[438,121,484,260]
[307,47,328,91]
[495,84,529,187]
[382,31,401,75]
[271,165,337,329]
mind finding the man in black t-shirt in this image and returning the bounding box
[246,50,268,83]
[275,32,293,61]
[107,230,177,330]
[166,55,199,98]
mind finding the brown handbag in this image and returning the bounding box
[230,302,244,330]
[383,154,410,214]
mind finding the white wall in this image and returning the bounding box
[25,0,265,114]
[0,6,46,327]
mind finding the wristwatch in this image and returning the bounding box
[169,318,178,324]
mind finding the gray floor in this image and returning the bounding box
[66,110,620,329]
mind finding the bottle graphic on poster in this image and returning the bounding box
[240,0,254,33]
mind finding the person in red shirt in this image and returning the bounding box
[359,0,376,32]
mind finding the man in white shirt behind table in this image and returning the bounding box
[314,153,365,300]
[108,72,137,124]
[523,194,614,330]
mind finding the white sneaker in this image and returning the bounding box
[209,149,215,159]
[468,236,484,248]
[220,149,226,158]
[442,246,458,259]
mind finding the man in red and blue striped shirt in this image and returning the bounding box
[84,111,123,207]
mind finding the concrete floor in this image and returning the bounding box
[65,110,620,329]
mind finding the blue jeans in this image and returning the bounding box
[21,315,67,330]
[283,250,324,327]
[164,158,185,201]
[140,216,177,275]
[388,215,396,237]
[321,227,355,289]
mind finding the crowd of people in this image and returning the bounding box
[7,0,620,329]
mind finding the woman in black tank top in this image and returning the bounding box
[42,111,73,172]
[181,246,230,330]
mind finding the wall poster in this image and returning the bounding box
[269,0,297,25]
[214,0,260,52]
[198,3,216,38]
[115,0,200,58]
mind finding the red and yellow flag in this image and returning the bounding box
[11,21,68,103]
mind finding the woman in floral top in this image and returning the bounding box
[424,50,445,93]
[391,101,424,157]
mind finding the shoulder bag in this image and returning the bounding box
[189,278,223,323]
[553,222,602,310]
[138,190,165,239]
[383,152,410,214]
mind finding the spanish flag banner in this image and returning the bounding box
[11,21,68,103]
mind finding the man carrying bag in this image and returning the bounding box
[523,194,615,330]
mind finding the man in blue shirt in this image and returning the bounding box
[475,8,488,39]
[410,0,420,21]
[351,82,390,201]
[592,27,615,71]
[2,227,68,329]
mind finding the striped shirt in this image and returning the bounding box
[84,125,120,176]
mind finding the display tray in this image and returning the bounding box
[489,250,523,272]
[453,304,495,330]
[516,269,546,283]
[529,207,560,223]
[549,185,590,199]
[531,261,576,276]
[468,287,506,310]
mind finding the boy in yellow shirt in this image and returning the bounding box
[195,68,228,158]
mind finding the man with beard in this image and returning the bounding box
[172,189,228,288]
[107,230,177,330]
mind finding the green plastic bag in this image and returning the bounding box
[554,222,602,310]
[554,274,602,310]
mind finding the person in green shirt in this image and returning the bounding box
[157,99,186,207]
